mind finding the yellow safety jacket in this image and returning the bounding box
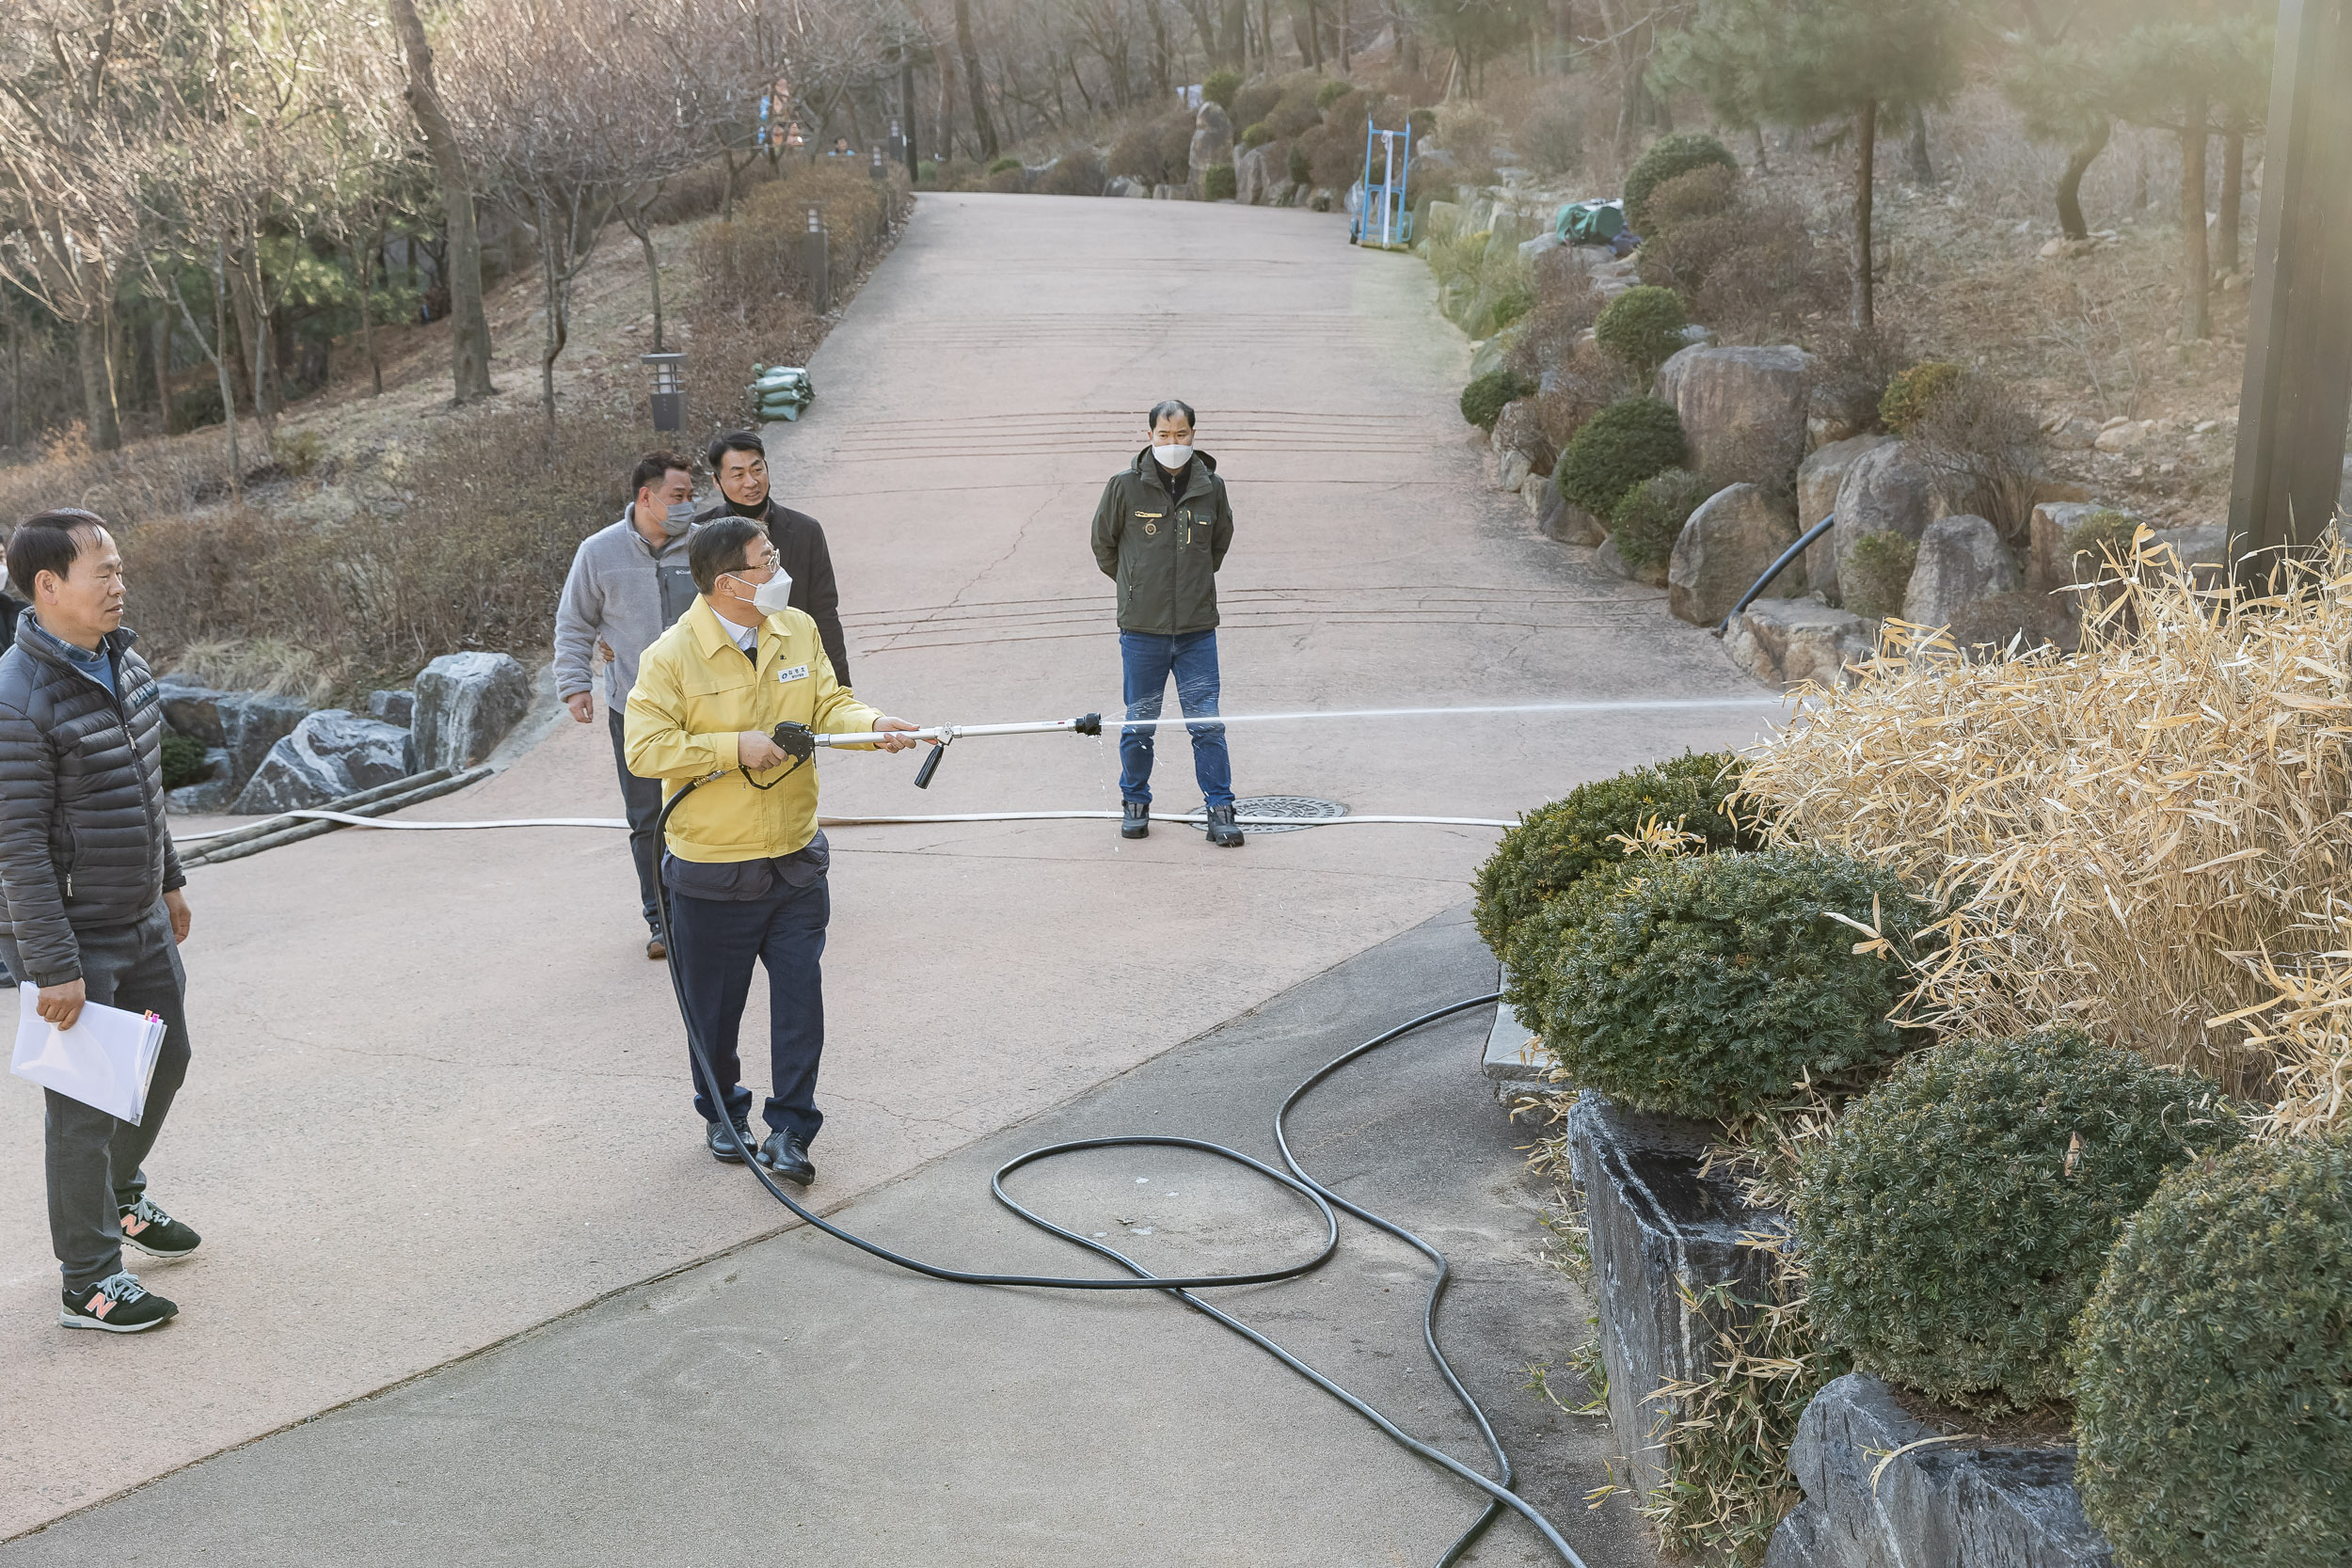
[624,597,882,863]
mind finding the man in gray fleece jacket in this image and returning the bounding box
[554,451,700,958]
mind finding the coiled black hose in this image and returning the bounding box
[650,768,1589,1567]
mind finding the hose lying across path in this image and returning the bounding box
[178,807,1517,841]
[650,772,1584,1566]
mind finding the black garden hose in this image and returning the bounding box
[650,765,1590,1567]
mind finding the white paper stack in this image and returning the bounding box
[9,987,168,1124]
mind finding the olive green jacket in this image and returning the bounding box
[1089,449,1234,635]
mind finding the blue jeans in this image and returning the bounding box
[1120,629,1233,808]
[665,876,829,1142]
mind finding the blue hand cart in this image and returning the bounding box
[1349,120,1414,250]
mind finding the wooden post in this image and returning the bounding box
[2229,0,2352,572]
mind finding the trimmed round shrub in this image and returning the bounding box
[1407,106,1437,141]
[1459,368,1533,432]
[1202,68,1243,113]
[1613,467,1720,571]
[2064,508,2139,572]
[160,732,210,790]
[2073,1132,2352,1568]
[1879,359,1965,436]
[1595,285,1690,375]
[1202,163,1237,201]
[1796,1031,2243,1412]
[1473,750,1753,964]
[1624,132,1738,233]
[1524,846,1925,1120]
[1841,531,1917,621]
[1314,77,1351,110]
[1287,142,1312,187]
[987,155,1023,175]
[1644,164,1738,236]
[1241,120,1273,149]
[1556,396,1686,519]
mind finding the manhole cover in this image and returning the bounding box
[1230,795,1349,833]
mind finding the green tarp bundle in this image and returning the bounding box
[1554,199,1627,246]
[749,364,814,422]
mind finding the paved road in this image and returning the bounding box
[4,910,1660,1566]
[1,192,1772,1543]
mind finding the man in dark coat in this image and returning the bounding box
[695,431,852,687]
[0,509,200,1334]
[1089,399,1242,847]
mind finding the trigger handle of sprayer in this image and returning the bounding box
[771,721,818,763]
[913,728,952,789]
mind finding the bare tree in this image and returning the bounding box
[389,0,497,404]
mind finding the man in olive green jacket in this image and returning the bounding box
[1089,399,1242,847]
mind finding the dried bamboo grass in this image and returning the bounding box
[1738,536,2352,1116]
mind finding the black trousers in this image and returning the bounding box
[608,704,663,930]
[666,875,829,1142]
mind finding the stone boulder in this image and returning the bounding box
[1187,102,1233,188]
[1903,515,2020,633]
[1669,483,1802,627]
[2027,501,2126,594]
[414,652,531,771]
[1104,176,1146,198]
[158,682,317,792]
[1798,436,1896,605]
[1725,599,1880,689]
[1830,441,1947,595]
[231,709,417,815]
[1655,345,1815,499]
[1233,145,1272,205]
[1765,1374,2111,1568]
[1491,399,1556,477]
[367,689,416,727]
[1548,495,1609,547]
[2146,522,2228,587]
[164,748,237,814]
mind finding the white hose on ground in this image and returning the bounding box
[173,807,1515,842]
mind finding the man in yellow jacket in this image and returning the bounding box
[625,516,925,1181]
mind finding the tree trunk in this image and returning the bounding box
[211,235,242,493]
[1905,103,1933,186]
[1852,99,1878,330]
[388,0,495,404]
[537,219,565,424]
[1338,0,1351,72]
[152,309,176,434]
[76,315,121,451]
[2216,128,2244,277]
[955,0,1000,160]
[902,55,920,174]
[2055,116,2110,241]
[352,226,384,395]
[2180,105,2209,341]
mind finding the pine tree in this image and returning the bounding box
[1659,0,1962,329]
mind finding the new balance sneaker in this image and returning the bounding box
[119,1196,200,1260]
[60,1271,177,1333]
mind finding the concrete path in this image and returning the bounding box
[1,192,1770,1541]
[2,911,1655,1567]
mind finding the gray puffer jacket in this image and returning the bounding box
[0,612,184,986]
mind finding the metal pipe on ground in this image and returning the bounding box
[170,769,454,856]
[183,768,491,867]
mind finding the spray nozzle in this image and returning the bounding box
[771,721,818,762]
[1073,712,1102,736]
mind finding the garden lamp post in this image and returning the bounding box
[2229,0,2352,576]
[642,352,684,433]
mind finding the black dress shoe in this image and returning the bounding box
[707,1117,755,1164]
[1120,800,1150,839]
[756,1131,817,1185]
[1205,804,1245,847]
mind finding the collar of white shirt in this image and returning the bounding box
[723,616,759,654]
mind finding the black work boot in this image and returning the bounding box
[1120,800,1151,840]
[1205,804,1244,847]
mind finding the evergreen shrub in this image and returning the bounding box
[1796,1031,2242,1411]
[1624,132,1738,232]
[1472,749,1751,966]
[1241,121,1273,149]
[1202,164,1237,201]
[2073,1132,2352,1568]
[1202,68,1243,112]
[1288,142,1312,186]
[1842,531,1918,620]
[1879,360,1965,436]
[1315,77,1351,110]
[2065,508,2140,573]
[1459,369,1534,432]
[1595,285,1690,374]
[160,732,210,790]
[1643,164,1738,235]
[987,156,1023,175]
[1613,467,1719,570]
[1556,397,1686,518]
[1525,846,1926,1120]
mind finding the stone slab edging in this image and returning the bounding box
[1564,1093,1784,1505]
[1767,1373,2113,1568]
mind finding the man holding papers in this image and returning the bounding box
[0,509,198,1334]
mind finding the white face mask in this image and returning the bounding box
[1151,442,1193,470]
[733,566,793,618]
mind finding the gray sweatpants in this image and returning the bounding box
[0,902,193,1295]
